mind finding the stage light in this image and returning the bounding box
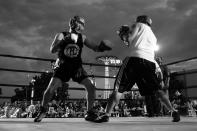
[154,44,160,52]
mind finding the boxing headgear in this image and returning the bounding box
[136,15,152,27]
[69,16,85,33]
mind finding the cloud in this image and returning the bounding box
[0,0,197,62]
[58,0,104,5]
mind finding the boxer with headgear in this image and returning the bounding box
[95,15,180,123]
[34,15,112,122]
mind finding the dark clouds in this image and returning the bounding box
[0,0,197,63]
[0,0,197,96]
[1,0,196,61]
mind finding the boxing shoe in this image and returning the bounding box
[84,109,99,122]
[172,111,180,122]
[94,113,109,123]
[34,106,46,122]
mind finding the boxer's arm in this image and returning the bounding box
[128,23,140,45]
[83,35,112,52]
[50,33,64,53]
[82,35,100,52]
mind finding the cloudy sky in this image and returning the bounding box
[0,0,197,98]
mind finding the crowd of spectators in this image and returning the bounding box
[0,93,197,118]
[0,98,144,118]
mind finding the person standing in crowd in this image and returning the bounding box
[144,58,166,117]
[34,15,112,122]
[156,56,171,115]
[95,15,180,122]
[156,57,170,97]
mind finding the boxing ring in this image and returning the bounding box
[0,117,197,131]
[0,54,197,131]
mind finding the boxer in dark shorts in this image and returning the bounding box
[53,59,88,83]
[34,16,112,122]
[115,57,161,96]
[95,15,180,123]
